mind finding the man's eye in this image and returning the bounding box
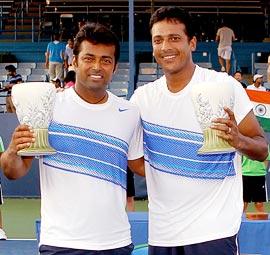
[153,39,162,44]
[102,59,112,64]
[170,36,181,41]
[83,57,94,62]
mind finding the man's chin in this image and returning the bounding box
[160,67,179,75]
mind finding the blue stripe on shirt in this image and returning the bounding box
[143,121,235,179]
[49,121,129,152]
[43,122,128,188]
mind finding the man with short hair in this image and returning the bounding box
[216,20,235,74]
[1,23,144,254]
[131,6,268,255]
[247,74,266,91]
[4,65,22,113]
[45,33,66,82]
[233,70,247,88]
[64,38,74,72]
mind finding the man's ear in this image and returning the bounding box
[72,56,77,67]
[113,63,118,74]
[190,36,197,52]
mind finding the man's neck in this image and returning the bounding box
[165,63,196,93]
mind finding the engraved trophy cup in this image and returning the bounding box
[191,81,235,154]
[12,82,57,156]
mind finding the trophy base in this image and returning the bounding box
[198,146,235,155]
[17,128,56,156]
[198,128,235,155]
[17,147,56,156]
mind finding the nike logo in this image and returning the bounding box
[119,108,129,112]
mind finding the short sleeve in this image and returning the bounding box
[127,109,144,160]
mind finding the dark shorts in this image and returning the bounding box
[39,243,134,255]
[0,184,3,205]
[148,235,238,255]
[243,175,267,203]
[127,167,135,197]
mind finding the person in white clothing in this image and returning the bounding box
[247,74,266,91]
[64,38,74,72]
[216,20,235,74]
[1,23,144,255]
[131,6,268,255]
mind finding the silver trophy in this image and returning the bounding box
[191,81,235,154]
[12,82,57,156]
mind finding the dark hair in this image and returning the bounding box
[73,22,120,65]
[5,64,16,72]
[233,70,242,76]
[149,6,195,40]
[53,33,61,41]
[64,70,76,83]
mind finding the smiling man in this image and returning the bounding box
[131,6,268,255]
[1,23,144,255]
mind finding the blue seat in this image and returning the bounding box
[139,63,158,75]
[196,62,212,69]
[138,74,157,82]
[112,74,129,82]
[118,62,130,69]
[109,81,129,89]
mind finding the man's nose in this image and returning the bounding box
[92,60,101,70]
[161,39,172,50]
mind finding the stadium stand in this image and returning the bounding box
[137,74,158,83]
[16,68,32,76]
[0,90,7,113]
[26,74,47,82]
[112,74,129,82]
[0,75,7,82]
[139,63,158,75]
[31,68,48,75]
[17,62,37,69]
[196,62,213,69]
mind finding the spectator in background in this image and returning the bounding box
[51,77,63,92]
[247,74,266,91]
[0,136,7,240]
[242,152,270,212]
[45,33,66,82]
[4,65,22,113]
[64,38,74,73]
[63,70,75,89]
[233,71,247,88]
[216,20,235,74]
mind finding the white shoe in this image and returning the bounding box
[221,66,226,72]
[0,228,7,240]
